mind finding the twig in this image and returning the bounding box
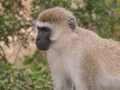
[0,45,7,62]
[13,45,21,65]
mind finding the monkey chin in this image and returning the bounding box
[36,45,49,51]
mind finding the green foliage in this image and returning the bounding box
[23,50,47,66]
[0,0,30,46]
[0,0,33,62]
[0,63,53,90]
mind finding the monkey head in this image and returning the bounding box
[35,7,77,51]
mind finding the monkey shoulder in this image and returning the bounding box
[75,27,100,40]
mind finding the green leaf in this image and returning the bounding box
[10,74,14,83]
[35,83,43,89]
[26,68,32,74]
[40,67,47,74]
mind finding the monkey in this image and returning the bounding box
[35,6,120,90]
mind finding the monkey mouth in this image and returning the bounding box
[37,45,49,51]
[35,40,51,51]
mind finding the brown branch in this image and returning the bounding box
[13,44,22,65]
[0,45,7,62]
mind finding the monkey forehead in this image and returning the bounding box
[37,7,75,23]
[35,20,57,29]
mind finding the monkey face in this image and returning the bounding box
[35,26,51,51]
[35,7,77,51]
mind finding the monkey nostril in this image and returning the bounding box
[36,36,40,41]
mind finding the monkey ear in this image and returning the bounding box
[68,18,76,31]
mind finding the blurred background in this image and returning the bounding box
[0,0,120,90]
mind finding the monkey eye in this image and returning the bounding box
[43,27,49,32]
[37,26,40,30]
[37,26,50,32]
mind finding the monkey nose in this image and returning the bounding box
[36,35,40,41]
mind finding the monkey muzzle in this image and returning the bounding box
[35,34,51,51]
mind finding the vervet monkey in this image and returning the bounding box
[35,6,120,90]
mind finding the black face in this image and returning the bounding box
[35,26,51,51]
